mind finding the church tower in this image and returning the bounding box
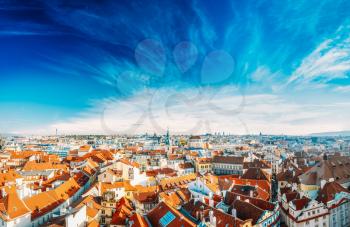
[165,128,172,155]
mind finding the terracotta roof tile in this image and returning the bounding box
[317,181,350,204]
[129,213,149,227]
[147,201,196,227]
[232,199,264,224]
[182,199,245,227]
[213,156,244,165]
[0,186,31,220]
[241,167,270,181]
[292,197,310,210]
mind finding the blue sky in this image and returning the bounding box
[1,0,350,135]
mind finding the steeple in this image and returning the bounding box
[165,128,170,146]
[165,128,172,155]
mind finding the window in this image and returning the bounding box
[159,211,176,227]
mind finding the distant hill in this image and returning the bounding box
[309,131,350,137]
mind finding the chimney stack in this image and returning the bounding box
[1,188,6,197]
[209,198,214,207]
[232,208,237,217]
[209,210,216,226]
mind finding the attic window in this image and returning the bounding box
[159,211,175,227]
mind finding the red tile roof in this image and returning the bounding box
[213,156,244,165]
[241,167,270,181]
[233,199,264,224]
[182,199,246,227]
[129,213,149,227]
[178,162,194,169]
[292,197,310,210]
[284,191,300,202]
[317,181,350,204]
[146,168,177,177]
[133,191,158,204]
[147,201,196,227]
[224,191,275,211]
[299,156,350,186]
[110,197,134,225]
[0,186,31,220]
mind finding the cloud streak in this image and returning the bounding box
[288,24,350,87]
[40,86,350,135]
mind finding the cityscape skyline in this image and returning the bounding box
[1,2,350,227]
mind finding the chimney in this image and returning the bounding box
[231,208,237,217]
[1,188,6,197]
[200,211,204,222]
[209,210,216,226]
[249,190,253,198]
[237,195,240,200]
[194,197,199,204]
[222,190,227,198]
[209,198,214,207]
[329,178,334,182]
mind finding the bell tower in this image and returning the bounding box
[165,128,172,155]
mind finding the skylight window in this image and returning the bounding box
[159,211,176,227]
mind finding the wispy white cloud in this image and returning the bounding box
[27,86,350,136]
[287,25,350,88]
[334,85,350,92]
